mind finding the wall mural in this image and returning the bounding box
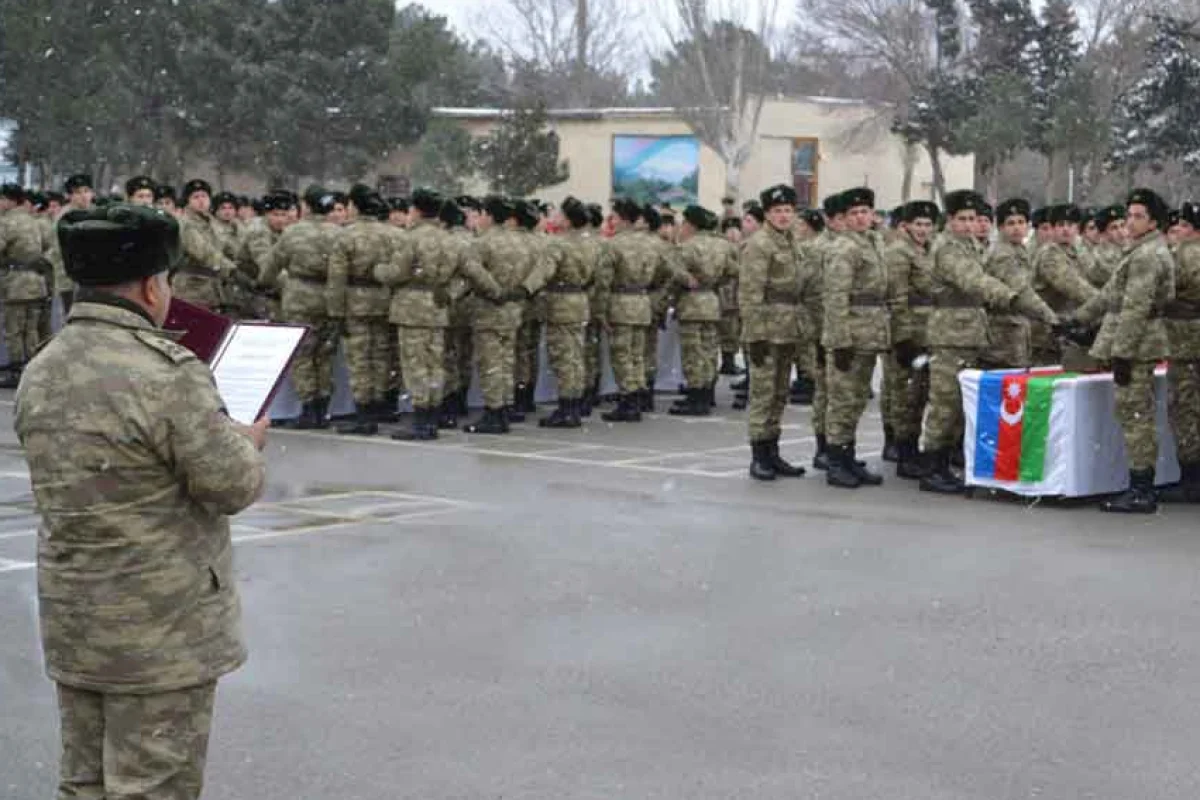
[611,135,700,205]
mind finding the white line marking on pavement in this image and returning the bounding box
[0,557,34,573]
[231,507,465,543]
[0,529,35,540]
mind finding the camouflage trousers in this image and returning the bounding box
[644,323,660,384]
[474,328,517,409]
[545,323,586,398]
[718,312,741,354]
[514,319,540,388]
[55,681,216,800]
[825,352,877,447]
[398,326,446,409]
[1170,359,1200,464]
[1117,361,1159,471]
[584,322,602,389]
[748,342,795,442]
[1032,345,1061,368]
[5,300,44,365]
[38,297,53,346]
[679,321,718,389]
[882,357,930,442]
[290,313,338,402]
[386,324,403,394]
[923,348,976,452]
[443,326,473,396]
[342,317,391,405]
[609,324,647,393]
[985,317,1031,369]
[809,345,828,437]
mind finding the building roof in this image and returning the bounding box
[432,95,882,122]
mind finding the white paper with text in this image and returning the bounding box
[211,323,307,425]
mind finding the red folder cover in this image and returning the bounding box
[163,299,233,363]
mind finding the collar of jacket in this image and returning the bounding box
[765,223,793,246]
[903,231,930,254]
[184,207,212,223]
[67,291,159,330]
[1127,229,1161,252]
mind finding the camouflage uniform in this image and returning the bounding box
[462,225,531,412]
[822,229,891,452]
[328,218,394,410]
[982,239,1035,368]
[1030,242,1098,364]
[673,230,737,394]
[598,229,658,412]
[443,226,476,411]
[0,206,51,366]
[884,233,933,446]
[717,265,741,362]
[15,297,265,800]
[1076,230,1174,473]
[1167,237,1200,468]
[513,230,546,406]
[585,236,613,406]
[236,216,281,320]
[213,216,245,315]
[644,234,677,395]
[531,228,595,403]
[806,231,837,439]
[1089,241,1122,288]
[171,208,236,311]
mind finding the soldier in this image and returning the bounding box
[1069,189,1174,513]
[171,179,237,311]
[1166,209,1184,249]
[376,188,502,441]
[1158,200,1200,502]
[920,190,1057,494]
[125,175,156,207]
[29,192,56,344]
[742,201,764,237]
[822,187,890,488]
[640,204,678,412]
[973,203,994,253]
[511,200,545,417]
[211,192,241,257]
[1030,204,1099,365]
[263,190,342,428]
[668,205,737,416]
[239,191,294,321]
[237,196,256,226]
[741,184,816,480]
[154,183,179,217]
[582,203,609,416]
[884,200,938,480]
[717,217,745,377]
[388,197,410,228]
[982,198,1036,369]
[53,174,94,314]
[1032,207,1054,255]
[64,173,94,212]
[16,204,267,800]
[598,198,657,422]
[437,199,476,430]
[0,184,52,385]
[1088,206,1126,287]
[809,193,848,470]
[528,196,595,428]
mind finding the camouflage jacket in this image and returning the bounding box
[983,239,1034,365]
[1031,241,1099,354]
[647,234,678,321]
[739,223,816,344]
[213,217,241,262]
[1088,241,1122,288]
[267,218,339,319]
[15,296,265,693]
[465,225,533,331]
[0,207,51,301]
[327,218,392,319]
[670,231,737,323]
[1076,230,1173,362]
[1167,237,1200,359]
[525,228,595,326]
[446,228,475,329]
[376,217,501,328]
[822,229,891,352]
[718,239,740,315]
[928,233,1054,350]
[884,234,932,350]
[598,228,660,327]
[172,208,236,310]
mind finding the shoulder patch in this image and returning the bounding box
[131,329,200,365]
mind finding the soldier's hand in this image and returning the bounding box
[747,341,768,368]
[894,340,918,368]
[1111,357,1133,387]
[833,348,853,372]
[238,415,270,451]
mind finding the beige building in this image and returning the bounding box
[429,96,974,210]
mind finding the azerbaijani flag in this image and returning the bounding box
[973,369,1073,482]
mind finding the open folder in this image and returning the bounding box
[164,299,307,424]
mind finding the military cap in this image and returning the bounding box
[842,186,874,210]
[181,179,213,202]
[124,175,156,197]
[743,203,765,223]
[64,173,93,193]
[388,196,410,213]
[58,203,181,286]
[888,205,904,228]
[760,184,796,211]
[1031,207,1047,227]
[995,198,1031,224]
[561,196,588,228]
[329,190,348,207]
[1093,205,1125,233]
[1181,201,1200,229]
[261,192,296,212]
[212,191,239,209]
[348,183,373,207]
[900,201,939,223]
[251,198,266,215]
[721,217,742,232]
[721,196,736,206]
[0,183,25,203]
[612,197,641,223]
[1047,204,1082,225]
[682,204,708,229]
[312,192,340,216]
[302,184,326,207]
[642,204,663,231]
[30,192,49,211]
[411,187,442,216]
[482,195,512,223]
[943,189,986,216]
[513,199,540,229]
[1126,187,1169,225]
[802,208,826,233]
[439,199,466,227]
[455,195,482,212]
[586,203,604,227]
[46,191,65,205]
[703,209,721,231]
[1167,208,1182,228]
[978,202,994,221]
[153,184,176,202]
[822,193,845,217]
[237,194,251,208]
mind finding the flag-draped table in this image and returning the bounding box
[960,367,1181,498]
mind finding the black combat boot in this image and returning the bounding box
[825,443,862,489]
[313,397,331,429]
[639,383,656,412]
[453,388,469,417]
[505,402,526,424]
[719,351,740,376]
[464,407,509,434]
[1159,462,1200,503]
[848,442,883,486]
[812,434,830,471]
[769,438,806,478]
[749,440,777,481]
[436,397,459,430]
[950,435,965,469]
[731,374,749,392]
[516,383,537,414]
[601,393,642,422]
[392,407,438,440]
[294,401,319,430]
[580,392,594,418]
[709,380,718,408]
[337,404,378,436]
[919,449,965,494]
[669,388,705,416]
[731,390,748,410]
[1101,469,1158,513]
[539,398,579,429]
[882,425,898,462]
[895,439,926,480]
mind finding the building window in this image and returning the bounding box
[792,138,819,208]
[378,174,410,197]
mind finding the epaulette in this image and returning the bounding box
[131,329,198,365]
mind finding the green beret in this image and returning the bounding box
[683,204,708,229]
[58,204,180,287]
[1093,205,1125,232]
[612,197,641,223]
[1127,187,1169,225]
[483,195,512,223]
[439,199,466,227]
[412,187,442,216]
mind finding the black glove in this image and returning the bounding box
[1111,357,1133,387]
[815,345,827,368]
[433,286,451,308]
[1049,321,1072,340]
[833,348,853,372]
[747,341,768,369]
[894,340,918,368]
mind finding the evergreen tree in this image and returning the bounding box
[473,102,569,196]
[411,119,476,194]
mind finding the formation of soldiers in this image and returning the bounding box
[0,172,1195,514]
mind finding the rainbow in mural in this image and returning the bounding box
[611,135,700,205]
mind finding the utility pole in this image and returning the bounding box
[573,0,588,107]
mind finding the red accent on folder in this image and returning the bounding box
[163,299,233,363]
